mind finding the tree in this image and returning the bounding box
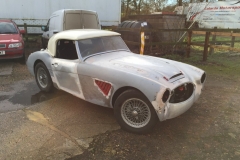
[121,0,168,17]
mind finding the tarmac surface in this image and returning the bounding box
[1,50,240,160]
[0,60,119,160]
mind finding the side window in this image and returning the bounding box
[56,40,78,60]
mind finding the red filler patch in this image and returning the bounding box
[95,80,112,96]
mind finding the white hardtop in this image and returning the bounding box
[47,29,120,57]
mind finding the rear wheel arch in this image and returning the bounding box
[34,59,44,71]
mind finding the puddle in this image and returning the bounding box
[0,95,9,101]
[9,81,65,106]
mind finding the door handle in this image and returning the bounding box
[52,63,58,67]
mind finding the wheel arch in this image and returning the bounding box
[34,59,45,73]
[111,86,148,108]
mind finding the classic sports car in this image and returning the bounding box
[26,29,206,134]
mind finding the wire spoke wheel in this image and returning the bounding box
[121,98,151,128]
[37,67,48,89]
[35,62,53,92]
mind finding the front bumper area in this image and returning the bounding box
[0,48,24,59]
[153,82,203,121]
[164,91,198,120]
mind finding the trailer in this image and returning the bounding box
[115,14,186,55]
[0,0,121,33]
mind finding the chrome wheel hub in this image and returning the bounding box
[37,68,48,88]
[121,98,151,128]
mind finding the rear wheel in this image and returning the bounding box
[34,62,53,92]
[114,89,158,134]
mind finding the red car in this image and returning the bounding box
[0,19,25,60]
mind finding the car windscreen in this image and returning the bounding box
[0,22,18,34]
[78,36,129,58]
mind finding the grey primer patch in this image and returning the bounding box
[79,75,111,107]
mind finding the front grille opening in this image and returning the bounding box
[162,89,170,103]
[169,83,194,103]
[0,44,6,48]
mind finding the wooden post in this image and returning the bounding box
[231,31,235,50]
[140,27,145,55]
[186,30,192,57]
[203,31,210,61]
[24,23,28,42]
[210,27,217,54]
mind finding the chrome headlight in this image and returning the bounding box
[8,42,22,48]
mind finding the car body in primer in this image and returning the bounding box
[26,29,206,134]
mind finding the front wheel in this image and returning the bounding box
[114,89,158,134]
[34,62,53,92]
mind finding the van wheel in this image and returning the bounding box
[114,89,158,134]
[34,62,53,92]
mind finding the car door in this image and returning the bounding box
[42,19,50,40]
[42,16,59,43]
[51,51,84,99]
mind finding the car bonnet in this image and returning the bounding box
[85,51,185,83]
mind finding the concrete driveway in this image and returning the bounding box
[0,61,119,160]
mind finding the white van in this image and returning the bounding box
[41,9,101,48]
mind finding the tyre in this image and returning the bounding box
[34,62,53,92]
[114,89,158,134]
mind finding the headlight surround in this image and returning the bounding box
[162,89,170,103]
[201,72,206,83]
[8,42,22,48]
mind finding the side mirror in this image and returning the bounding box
[20,30,26,34]
[41,26,47,31]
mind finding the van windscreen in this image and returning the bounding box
[82,13,99,29]
[65,13,82,30]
